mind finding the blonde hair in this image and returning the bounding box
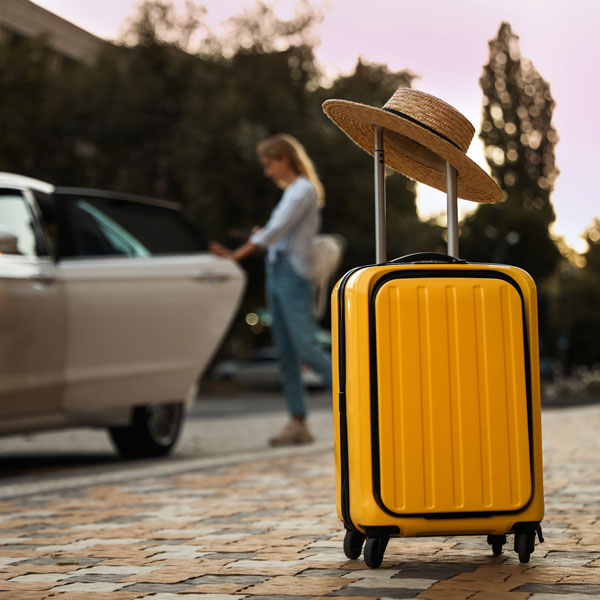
[256,133,325,207]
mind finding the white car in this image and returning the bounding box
[0,173,245,457]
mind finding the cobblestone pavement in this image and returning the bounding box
[0,404,599,599]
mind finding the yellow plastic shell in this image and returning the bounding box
[332,263,544,537]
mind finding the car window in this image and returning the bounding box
[56,193,208,258]
[62,198,152,258]
[0,190,38,257]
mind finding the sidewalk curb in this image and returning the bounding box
[0,442,333,500]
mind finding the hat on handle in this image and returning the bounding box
[322,87,502,203]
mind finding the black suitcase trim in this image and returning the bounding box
[367,269,536,519]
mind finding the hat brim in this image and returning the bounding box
[323,99,502,203]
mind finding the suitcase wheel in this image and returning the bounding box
[364,536,389,568]
[487,534,507,556]
[514,531,535,563]
[343,530,366,560]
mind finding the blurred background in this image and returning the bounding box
[1,0,599,400]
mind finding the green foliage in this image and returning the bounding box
[461,22,562,282]
[120,0,207,50]
[582,218,600,273]
[10,4,561,356]
[311,60,444,267]
[0,35,79,180]
[555,219,600,370]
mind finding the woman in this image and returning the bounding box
[210,134,332,446]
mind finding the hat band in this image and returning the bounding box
[382,107,461,151]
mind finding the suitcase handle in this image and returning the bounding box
[372,126,459,262]
[389,252,467,265]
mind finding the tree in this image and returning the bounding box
[0,0,445,354]
[120,0,207,52]
[311,59,444,270]
[461,22,562,283]
[0,35,84,181]
[551,219,600,371]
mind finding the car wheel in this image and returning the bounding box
[108,402,184,458]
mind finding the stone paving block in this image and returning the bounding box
[542,551,600,566]
[49,580,131,593]
[330,585,426,597]
[47,593,146,600]
[298,552,347,564]
[218,565,307,577]
[66,573,135,584]
[154,559,231,577]
[300,561,356,571]
[560,574,600,584]
[0,405,599,598]
[415,590,477,599]
[451,566,512,583]
[0,580,58,593]
[183,583,250,594]
[309,597,374,600]
[7,572,74,582]
[117,582,193,594]
[528,595,600,600]
[117,571,191,585]
[300,568,352,577]
[0,563,84,577]
[424,578,518,592]
[185,575,267,597]
[187,573,267,588]
[79,547,158,560]
[504,573,563,587]
[0,592,55,600]
[517,583,600,595]
[355,577,436,590]
[243,574,347,595]
[136,593,247,599]
[204,541,269,553]
[386,562,480,580]
[469,593,531,599]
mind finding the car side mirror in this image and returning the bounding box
[0,228,20,255]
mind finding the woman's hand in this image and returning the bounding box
[210,240,260,262]
[209,241,234,259]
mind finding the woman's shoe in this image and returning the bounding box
[269,420,314,446]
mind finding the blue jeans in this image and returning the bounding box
[266,255,333,418]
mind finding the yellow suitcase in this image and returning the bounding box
[323,94,545,567]
[332,254,544,567]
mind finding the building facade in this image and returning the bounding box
[0,0,104,64]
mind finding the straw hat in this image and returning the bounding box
[322,88,502,203]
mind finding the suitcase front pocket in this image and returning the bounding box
[370,270,533,517]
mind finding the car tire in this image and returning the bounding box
[108,402,184,458]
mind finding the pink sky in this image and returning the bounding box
[34,0,599,252]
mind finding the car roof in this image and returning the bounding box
[0,173,181,211]
[55,186,181,210]
[0,172,54,194]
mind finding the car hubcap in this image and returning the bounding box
[147,404,181,445]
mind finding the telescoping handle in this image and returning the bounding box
[374,126,386,263]
[373,126,460,263]
[390,252,466,264]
